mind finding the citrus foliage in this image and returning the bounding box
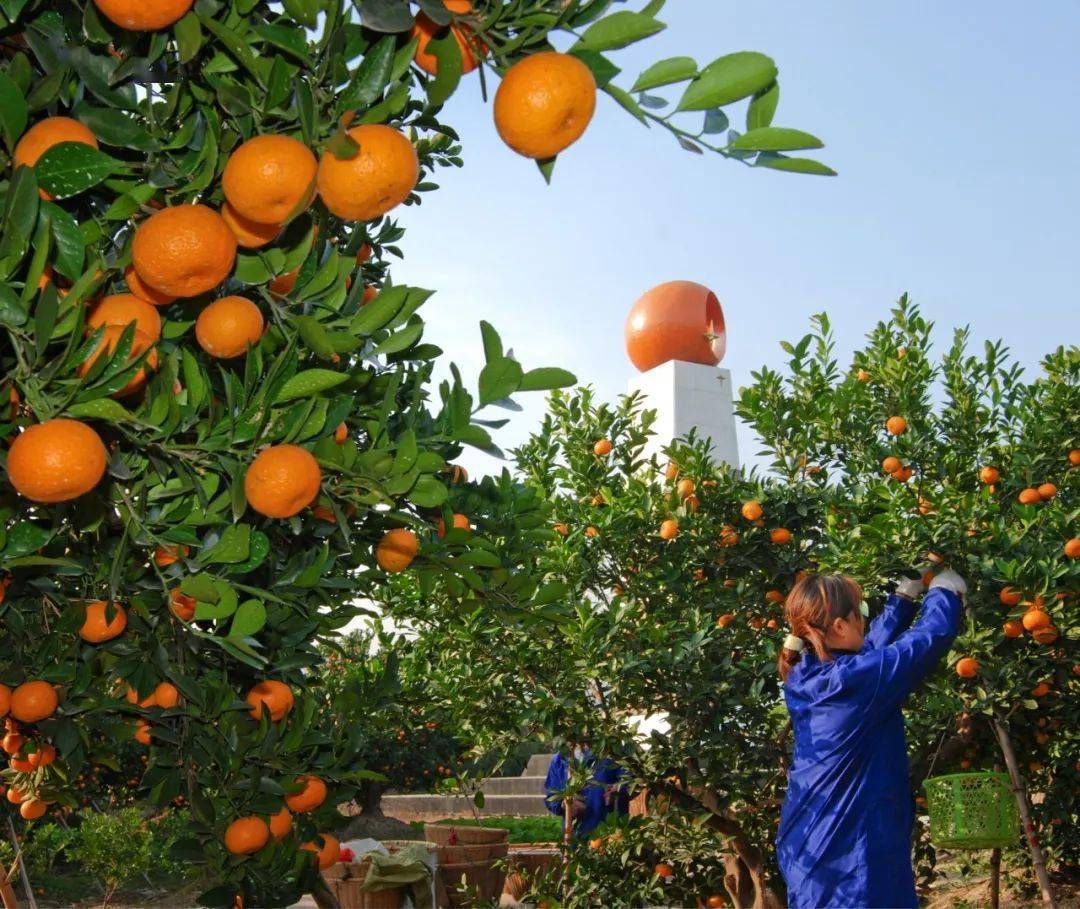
[0,0,831,903]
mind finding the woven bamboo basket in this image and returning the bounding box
[322,843,438,909]
[423,823,509,846]
[436,857,507,908]
[502,845,561,901]
[435,840,509,864]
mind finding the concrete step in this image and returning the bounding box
[522,753,554,777]
[475,775,547,796]
[381,792,550,822]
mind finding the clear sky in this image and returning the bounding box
[391,1,1080,475]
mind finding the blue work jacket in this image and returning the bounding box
[544,749,628,836]
[777,588,962,908]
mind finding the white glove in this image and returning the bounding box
[895,577,926,600]
[929,568,967,598]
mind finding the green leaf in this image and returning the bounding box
[568,49,620,90]
[275,369,349,402]
[578,11,664,51]
[44,202,85,282]
[0,71,29,152]
[755,155,836,177]
[517,367,577,392]
[676,52,777,111]
[0,284,27,328]
[350,284,409,334]
[730,127,823,152]
[337,35,395,112]
[479,321,502,363]
[0,166,39,277]
[536,156,556,184]
[603,85,647,126]
[175,12,203,63]
[357,0,413,32]
[229,599,267,637]
[410,475,448,508]
[631,56,696,92]
[202,525,252,565]
[180,574,220,602]
[64,398,134,423]
[533,581,568,606]
[35,142,119,199]
[478,357,523,406]
[425,29,463,107]
[73,106,157,151]
[0,522,52,560]
[370,320,423,356]
[746,82,779,130]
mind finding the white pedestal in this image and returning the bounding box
[627,360,740,470]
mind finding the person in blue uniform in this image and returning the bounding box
[776,569,965,909]
[544,743,629,837]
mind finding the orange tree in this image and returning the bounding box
[0,0,831,904]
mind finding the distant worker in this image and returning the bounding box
[544,743,629,837]
[776,570,965,908]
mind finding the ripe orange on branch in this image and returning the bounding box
[14,117,98,198]
[92,0,193,30]
[221,203,281,249]
[1022,609,1052,632]
[494,52,597,159]
[79,600,127,643]
[659,519,679,541]
[955,657,979,678]
[770,528,792,545]
[376,528,419,573]
[195,296,264,359]
[979,466,1000,485]
[412,0,485,76]
[885,416,907,435]
[154,544,189,567]
[741,500,763,522]
[224,816,270,855]
[999,586,1022,606]
[1017,487,1042,505]
[882,456,901,474]
[246,680,294,722]
[1065,538,1080,559]
[88,294,162,342]
[437,513,471,537]
[317,124,418,222]
[131,204,237,298]
[245,445,321,518]
[7,419,108,503]
[302,833,339,870]
[593,438,612,456]
[222,134,317,225]
[124,265,176,307]
[10,681,58,723]
[284,775,327,813]
[1037,482,1057,500]
[268,806,292,840]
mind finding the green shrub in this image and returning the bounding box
[421,815,563,844]
[73,808,153,905]
[21,823,77,880]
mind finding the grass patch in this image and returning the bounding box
[412,815,563,843]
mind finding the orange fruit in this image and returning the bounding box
[269,265,301,296]
[1030,681,1051,698]
[285,775,327,813]
[133,720,152,745]
[1069,448,1080,466]
[885,416,907,435]
[706,896,725,908]
[437,513,470,537]
[7,419,107,503]
[677,478,695,499]
[770,528,792,545]
[856,369,871,382]
[0,684,10,718]
[10,754,34,773]
[122,264,175,307]
[765,590,785,604]
[244,445,321,518]
[979,466,1000,485]
[740,501,763,522]
[1065,538,1080,559]
[375,528,419,573]
[553,523,568,536]
[131,205,237,298]
[955,657,979,678]
[10,681,59,723]
[317,124,418,221]
[494,52,596,159]
[412,0,484,76]
[999,587,1022,607]
[302,833,339,870]
[334,422,347,444]
[154,544,189,567]
[1018,487,1041,505]
[6,788,25,804]
[1022,609,1051,632]
[1037,483,1057,501]
[653,862,674,879]
[685,494,700,512]
[92,0,192,30]
[20,798,46,820]
[664,461,679,482]
[222,135,317,224]
[593,438,612,457]
[221,203,281,249]
[268,806,292,840]
[27,744,55,769]
[246,680,294,722]
[3,733,25,755]
[78,326,159,397]
[892,466,913,483]
[356,243,372,265]
[14,117,98,199]
[79,600,127,643]
[585,525,598,538]
[195,296,264,359]
[153,682,179,709]
[882,456,901,474]
[659,519,679,541]
[224,816,270,855]
[169,588,196,621]
[716,613,735,629]
[1031,626,1058,645]
[87,293,162,341]
[718,525,739,547]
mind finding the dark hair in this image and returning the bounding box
[777,573,863,681]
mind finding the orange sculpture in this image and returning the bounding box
[625,280,726,372]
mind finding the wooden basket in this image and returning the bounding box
[322,845,437,909]
[436,857,507,908]
[435,840,509,864]
[424,823,509,846]
[503,846,561,901]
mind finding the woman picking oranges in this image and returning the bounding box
[775,569,965,908]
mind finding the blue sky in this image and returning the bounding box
[392,1,1080,474]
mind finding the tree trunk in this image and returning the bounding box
[989,848,1001,909]
[357,783,385,817]
[992,717,1055,907]
[4,818,34,909]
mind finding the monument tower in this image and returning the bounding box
[624,280,739,469]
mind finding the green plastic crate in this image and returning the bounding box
[923,772,1018,850]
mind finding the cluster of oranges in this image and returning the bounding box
[1,681,60,818]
